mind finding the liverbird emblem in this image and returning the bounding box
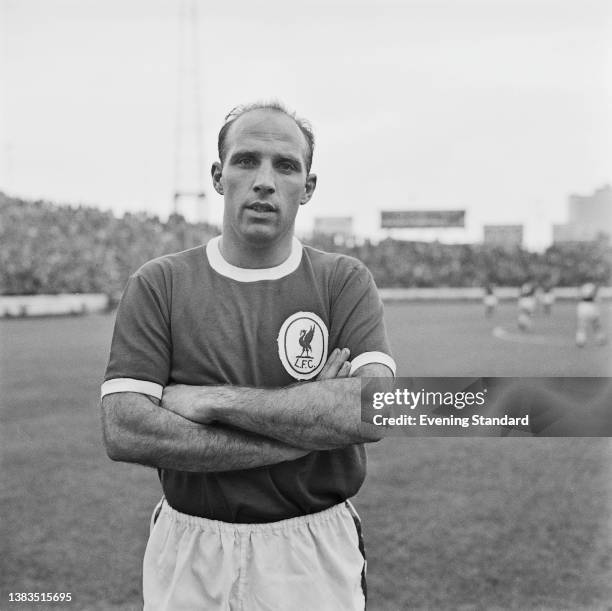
[277,312,329,380]
[298,325,315,358]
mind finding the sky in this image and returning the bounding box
[1,0,611,250]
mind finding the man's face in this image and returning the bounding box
[212,109,316,247]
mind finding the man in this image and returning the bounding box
[539,282,555,316]
[483,282,497,318]
[517,280,536,332]
[101,101,395,610]
[575,282,607,347]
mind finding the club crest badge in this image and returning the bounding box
[277,312,328,380]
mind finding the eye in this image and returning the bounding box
[277,160,297,172]
[236,156,257,168]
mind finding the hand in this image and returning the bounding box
[486,379,612,436]
[316,348,351,380]
[161,384,215,424]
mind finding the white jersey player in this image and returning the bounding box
[483,283,498,318]
[576,283,606,347]
[540,285,555,316]
[517,282,536,331]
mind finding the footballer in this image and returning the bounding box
[576,282,607,347]
[100,101,395,610]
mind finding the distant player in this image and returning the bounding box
[540,283,555,316]
[517,281,536,331]
[575,282,607,347]
[483,283,498,318]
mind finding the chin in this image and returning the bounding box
[241,226,281,245]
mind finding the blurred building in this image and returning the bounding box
[553,184,612,244]
[483,224,523,248]
[379,209,467,243]
[313,216,354,242]
[380,210,465,228]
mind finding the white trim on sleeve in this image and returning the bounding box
[349,351,396,377]
[101,378,164,399]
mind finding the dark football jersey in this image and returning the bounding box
[102,236,395,522]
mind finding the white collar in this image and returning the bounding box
[206,235,303,282]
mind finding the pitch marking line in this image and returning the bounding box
[492,326,573,346]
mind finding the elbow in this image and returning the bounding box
[102,429,128,462]
[100,407,126,461]
[356,423,385,444]
[100,399,136,463]
[104,441,126,463]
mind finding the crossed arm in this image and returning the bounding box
[101,391,310,472]
[101,348,393,473]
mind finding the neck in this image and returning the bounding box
[219,231,294,269]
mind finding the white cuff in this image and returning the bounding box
[349,351,396,377]
[101,378,164,399]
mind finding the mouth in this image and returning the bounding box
[246,202,276,213]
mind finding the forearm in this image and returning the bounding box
[101,392,309,472]
[217,378,376,450]
[165,377,383,451]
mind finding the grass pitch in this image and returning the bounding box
[1,302,611,610]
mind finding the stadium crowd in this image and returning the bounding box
[309,234,611,289]
[1,193,610,297]
[0,193,217,300]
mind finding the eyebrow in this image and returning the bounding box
[228,150,258,163]
[228,150,303,169]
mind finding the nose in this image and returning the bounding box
[253,161,275,195]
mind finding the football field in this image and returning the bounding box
[1,302,611,610]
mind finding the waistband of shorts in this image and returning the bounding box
[157,498,355,534]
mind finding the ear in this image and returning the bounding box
[300,173,317,206]
[211,162,224,195]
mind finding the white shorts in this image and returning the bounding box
[577,301,600,324]
[518,297,536,315]
[143,499,367,611]
[484,295,498,307]
[577,301,599,322]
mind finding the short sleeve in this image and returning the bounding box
[101,270,172,399]
[330,261,396,376]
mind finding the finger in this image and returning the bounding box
[317,348,341,380]
[336,360,352,378]
[317,348,350,380]
[326,348,350,379]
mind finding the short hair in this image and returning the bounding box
[217,101,315,173]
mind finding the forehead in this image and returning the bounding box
[225,109,308,160]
